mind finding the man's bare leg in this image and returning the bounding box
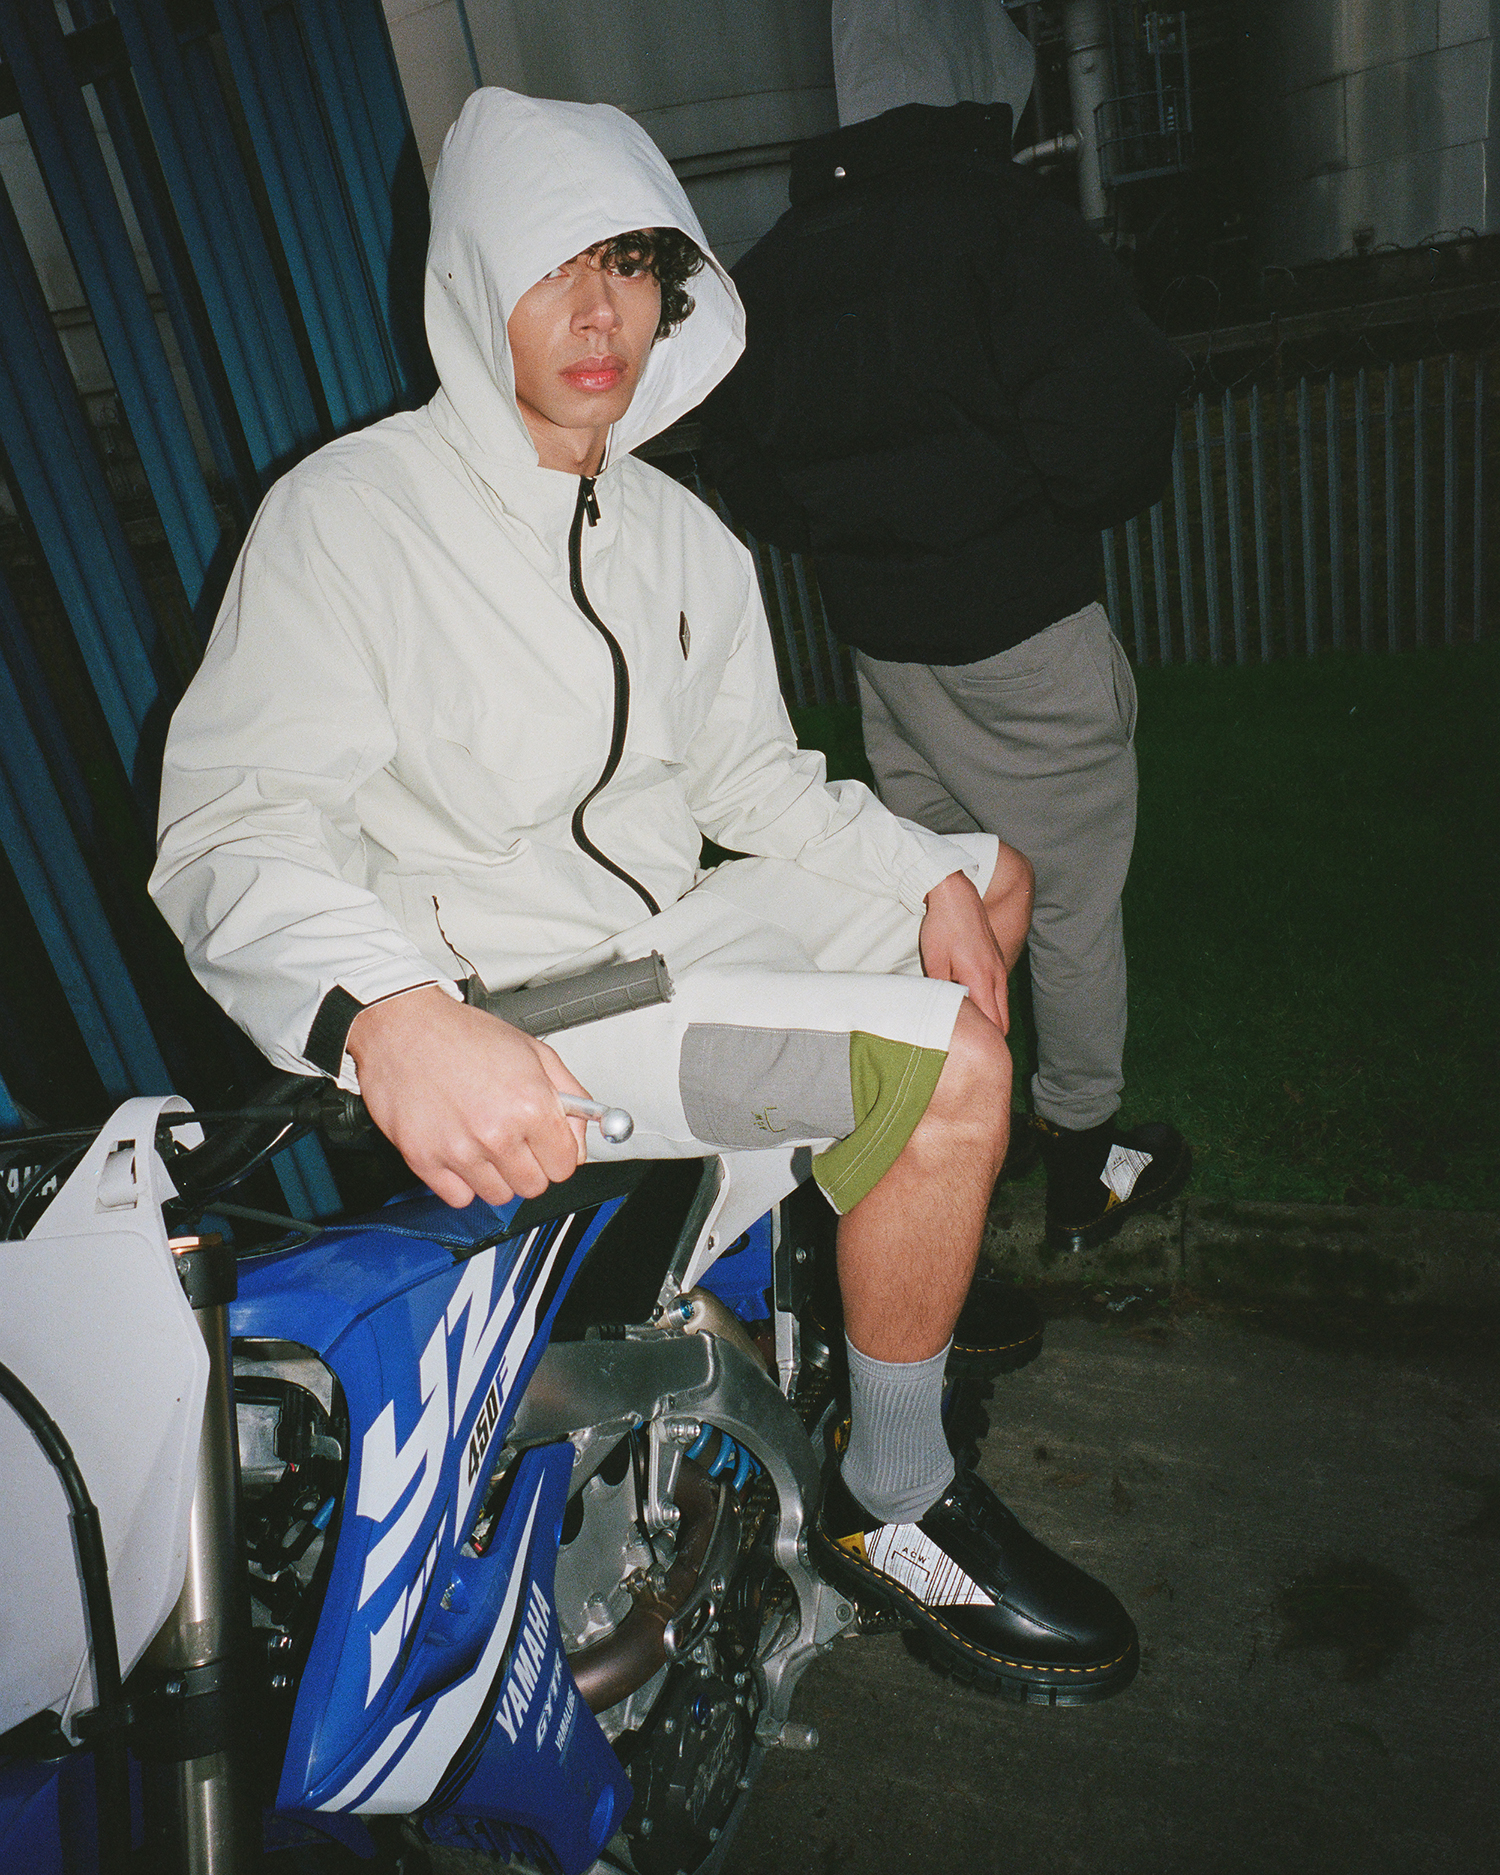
[832,857,1020,1523]
[836,998,1011,1361]
[818,979,1139,1700]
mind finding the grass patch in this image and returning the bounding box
[791,640,1500,1213]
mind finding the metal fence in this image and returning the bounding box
[1106,350,1491,664]
[689,475,857,709]
[712,346,1494,703]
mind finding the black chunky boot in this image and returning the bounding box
[1034,1115,1192,1252]
[816,1465,1139,1705]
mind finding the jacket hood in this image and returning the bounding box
[832,0,1035,130]
[424,88,743,471]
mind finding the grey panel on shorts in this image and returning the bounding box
[680,1024,856,1150]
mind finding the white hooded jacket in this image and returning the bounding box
[151,88,961,1086]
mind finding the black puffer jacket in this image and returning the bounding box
[699,102,1188,664]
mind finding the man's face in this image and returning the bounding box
[506,246,661,470]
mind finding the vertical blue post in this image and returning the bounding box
[1413,358,1427,647]
[1444,354,1457,645]
[0,0,221,605]
[1297,375,1317,654]
[110,0,323,473]
[0,176,164,779]
[0,582,172,1098]
[1356,369,1373,652]
[1325,373,1345,650]
[1249,385,1272,661]
[1149,501,1171,663]
[1194,395,1221,662]
[293,0,433,403]
[1384,364,1400,651]
[1171,413,1196,661]
[213,0,396,430]
[1222,389,1247,665]
[68,0,258,522]
[273,1136,342,1222]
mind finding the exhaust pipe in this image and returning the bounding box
[567,1460,730,1713]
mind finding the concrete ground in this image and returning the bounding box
[726,1299,1500,1875]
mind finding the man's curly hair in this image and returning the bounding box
[589,227,706,339]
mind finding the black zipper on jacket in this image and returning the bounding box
[566,475,661,917]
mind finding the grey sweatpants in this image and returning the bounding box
[856,602,1138,1132]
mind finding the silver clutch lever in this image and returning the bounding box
[556,1093,634,1143]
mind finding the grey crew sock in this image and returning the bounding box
[841,1336,956,1527]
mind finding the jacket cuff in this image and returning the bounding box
[303,975,463,1086]
[305,986,366,1077]
[896,850,969,916]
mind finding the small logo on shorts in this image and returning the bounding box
[679,611,691,658]
[750,1105,786,1134]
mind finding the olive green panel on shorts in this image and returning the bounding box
[812,1031,949,1215]
[678,1024,949,1214]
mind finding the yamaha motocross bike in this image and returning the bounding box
[0,956,1021,1875]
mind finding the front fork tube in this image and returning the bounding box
[136,1242,254,1875]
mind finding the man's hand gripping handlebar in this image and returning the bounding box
[343,953,670,1209]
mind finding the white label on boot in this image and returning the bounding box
[1102,1141,1153,1203]
[864,1523,995,1607]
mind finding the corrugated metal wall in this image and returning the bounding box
[0,0,429,1215]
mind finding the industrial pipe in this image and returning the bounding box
[1062,0,1113,225]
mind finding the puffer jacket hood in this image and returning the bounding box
[424,87,744,471]
[832,0,1035,129]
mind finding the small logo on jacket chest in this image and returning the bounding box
[679,611,691,658]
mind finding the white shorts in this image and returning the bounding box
[542,835,998,1216]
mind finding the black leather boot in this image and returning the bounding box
[1034,1116,1192,1252]
[816,1466,1139,1705]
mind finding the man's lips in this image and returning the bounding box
[561,355,627,392]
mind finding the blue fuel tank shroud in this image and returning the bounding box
[230,1178,634,1872]
[694,1210,774,1322]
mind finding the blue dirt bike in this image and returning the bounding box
[0,958,1012,1875]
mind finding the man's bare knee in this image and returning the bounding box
[926,1001,1011,1148]
[985,840,1034,906]
[983,842,1034,971]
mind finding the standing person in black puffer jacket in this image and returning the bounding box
[701,0,1194,1252]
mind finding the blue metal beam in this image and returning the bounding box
[0,574,171,1098]
[0,173,163,779]
[295,0,428,402]
[213,0,399,432]
[0,0,221,606]
[65,0,259,525]
[109,0,323,478]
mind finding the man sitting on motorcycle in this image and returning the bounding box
[151,87,1137,1705]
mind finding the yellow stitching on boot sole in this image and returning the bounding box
[817,1534,1133,1677]
[953,1331,1041,1353]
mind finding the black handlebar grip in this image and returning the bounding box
[462,951,674,1037]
